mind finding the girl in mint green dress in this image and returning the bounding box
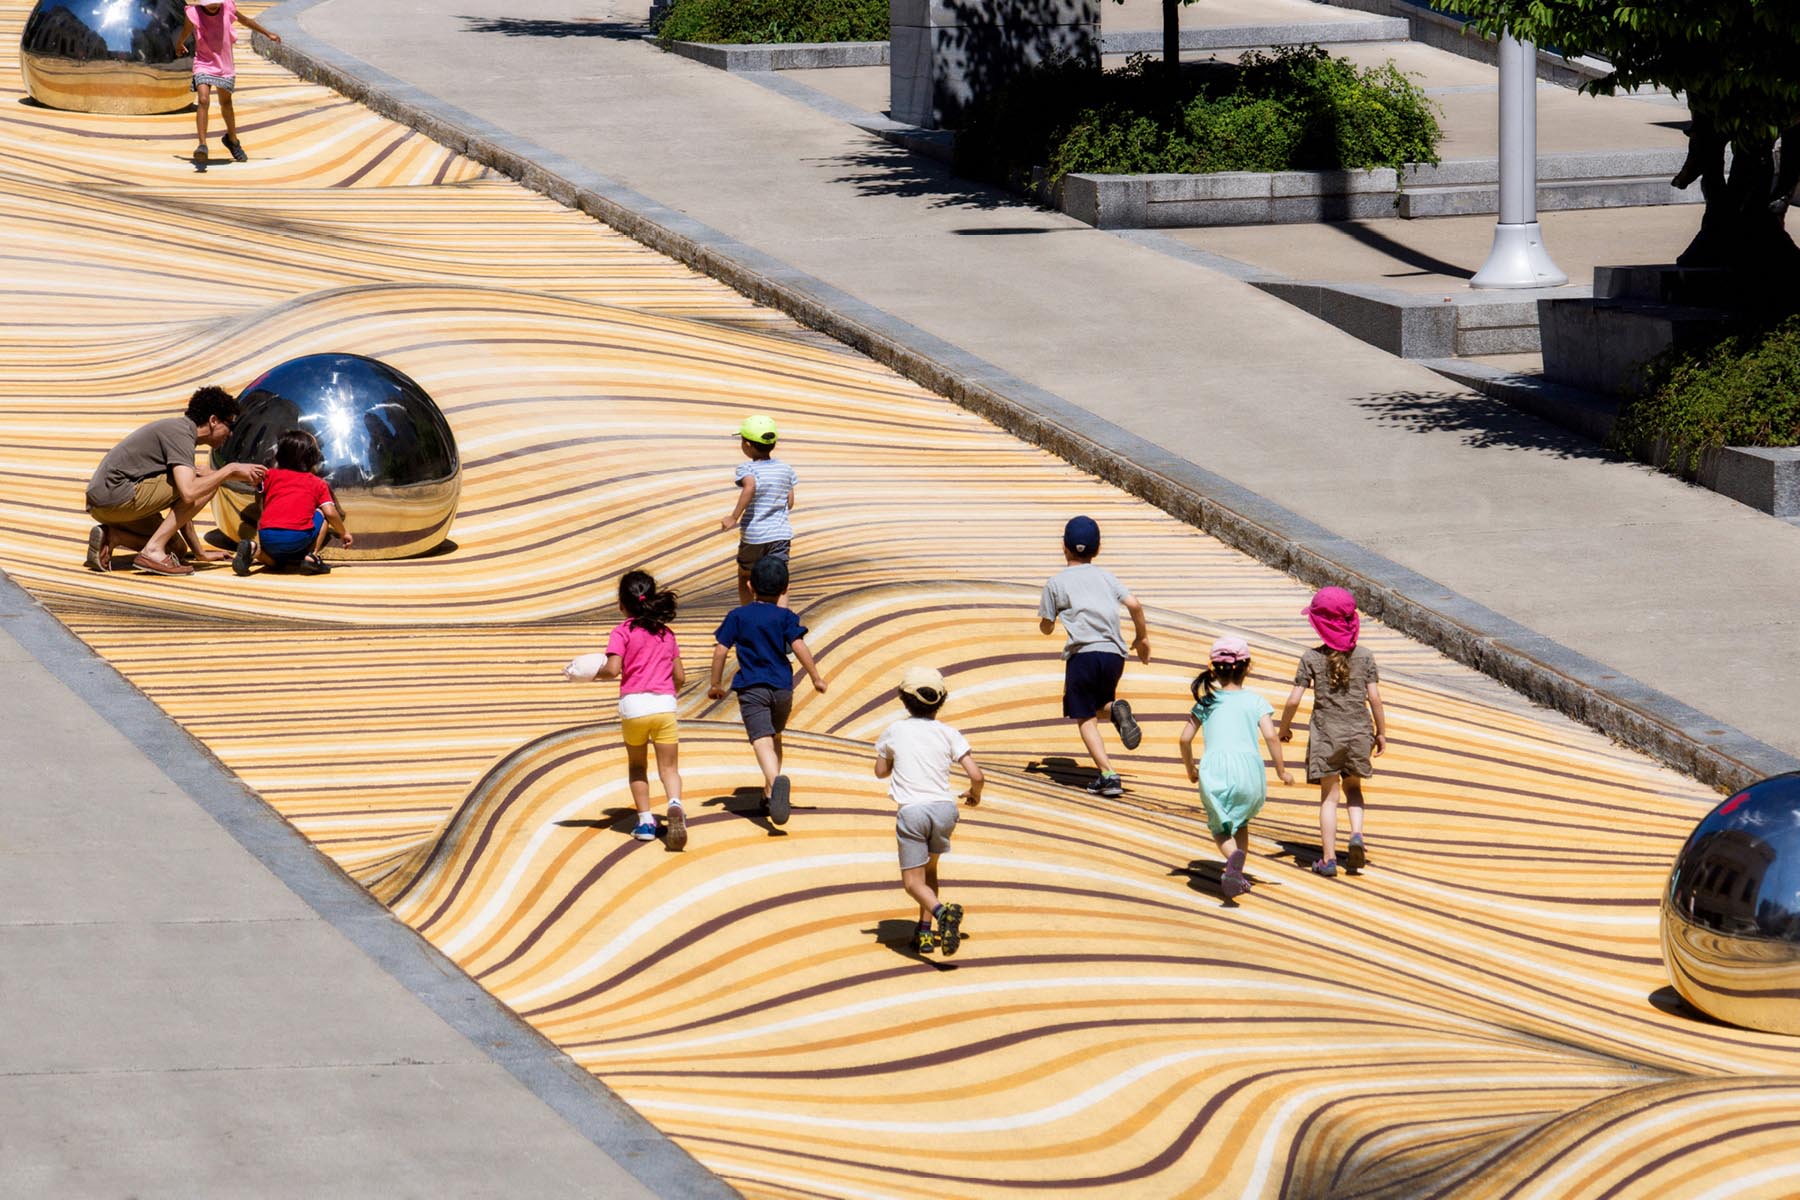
[1177,636,1293,899]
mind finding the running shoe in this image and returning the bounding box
[914,923,935,955]
[1110,699,1142,750]
[632,818,658,842]
[936,903,964,956]
[767,774,791,825]
[232,538,255,577]
[1345,834,1366,874]
[1312,858,1338,878]
[665,804,688,851]
[1085,772,1124,798]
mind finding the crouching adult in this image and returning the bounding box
[83,386,266,576]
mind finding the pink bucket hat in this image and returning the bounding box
[1209,635,1251,665]
[1303,587,1359,652]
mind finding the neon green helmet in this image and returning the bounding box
[738,414,779,445]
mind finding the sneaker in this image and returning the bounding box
[935,903,964,957]
[1110,699,1142,751]
[1312,858,1338,878]
[1345,834,1366,874]
[84,525,111,572]
[1085,772,1124,798]
[665,804,688,851]
[914,924,935,955]
[767,774,791,826]
[632,818,658,842]
[232,538,255,577]
[192,143,208,166]
[1221,849,1251,899]
[222,134,247,162]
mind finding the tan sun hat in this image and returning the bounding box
[898,665,948,705]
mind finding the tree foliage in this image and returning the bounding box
[1431,0,1800,274]
[1433,1,1800,141]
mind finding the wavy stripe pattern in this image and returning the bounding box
[3,9,1798,1198]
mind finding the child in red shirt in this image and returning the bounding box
[232,428,352,575]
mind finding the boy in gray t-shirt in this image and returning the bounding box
[1037,516,1150,798]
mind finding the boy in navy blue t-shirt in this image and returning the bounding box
[708,557,827,824]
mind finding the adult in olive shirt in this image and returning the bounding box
[84,386,266,576]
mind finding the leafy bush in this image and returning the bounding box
[956,47,1440,190]
[1610,315,1800,472]
[655,0,887,44]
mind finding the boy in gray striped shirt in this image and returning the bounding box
[720,413,797,605]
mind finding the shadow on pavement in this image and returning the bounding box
[823,145,1017,211]
[1355,390,1620,460]
[459,16,649,41]
[1327,220,1476,280]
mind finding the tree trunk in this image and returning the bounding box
[1163,0,1178,74]
[1678,129,1800,285]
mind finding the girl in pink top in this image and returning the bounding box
[567,572,689,849]
[175,1,280,167]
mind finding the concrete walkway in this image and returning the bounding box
[279,0,1800,778]
[0,577,729,1199]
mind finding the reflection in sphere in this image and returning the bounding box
[1661,772,1800,1035]
[21,0,193,115]
[211,354,461,561]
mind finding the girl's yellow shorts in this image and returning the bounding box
[622,712,678,747]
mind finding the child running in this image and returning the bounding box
[568,571,689,849]
[175,0,281,167]
[232,428,350,575]
[719,414,796,606]
[874,666,983,956]
[1178,636,1292,899]
[1037,515,1150,797]
[708,557,826,824]
[1278,587,1387,878]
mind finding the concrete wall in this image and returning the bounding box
[890,0,1098,130]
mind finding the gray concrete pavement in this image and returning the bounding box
[283,0,1800,774]
[0,577,728,1199]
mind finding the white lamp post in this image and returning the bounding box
[1471,30,1567,288]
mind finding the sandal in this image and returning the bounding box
[232,539,255,576]
[222,134,247,163]
[85,525,112,572]
[132,551,194,576]
[296,554,331,575]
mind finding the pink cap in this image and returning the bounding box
[1209,635,1251,664]
[1303,587,1360,652]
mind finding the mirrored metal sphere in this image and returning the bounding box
[21,0,193,115]
[211,354,461,561]
[1661,772,1800,1035]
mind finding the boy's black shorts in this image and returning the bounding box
[737,685,793,742]
[1062,651,1125,720]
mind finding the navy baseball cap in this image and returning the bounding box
[1063,515,1100,556]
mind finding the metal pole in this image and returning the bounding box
[1471,31,1567,288]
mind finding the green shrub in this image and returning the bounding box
[655,0,887,44]
[1610,315,1800,472]
[956,46,1440,189]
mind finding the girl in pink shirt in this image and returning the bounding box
[567,572,689,849]
[175,1,281,167]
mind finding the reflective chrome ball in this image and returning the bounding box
[212,354,461,561]
[21,0,194,115]
[1662,773,1800,1035]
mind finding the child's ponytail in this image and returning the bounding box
[618,570,678,636]
[1325,649,1351,691]
[1190,666,1221,719]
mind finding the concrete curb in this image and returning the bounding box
[1098,17,1410,53]
[0,572,742,1200]
[665,38,887,71]
[254,1,1800,794]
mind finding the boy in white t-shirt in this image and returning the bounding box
[874,665,984,956]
